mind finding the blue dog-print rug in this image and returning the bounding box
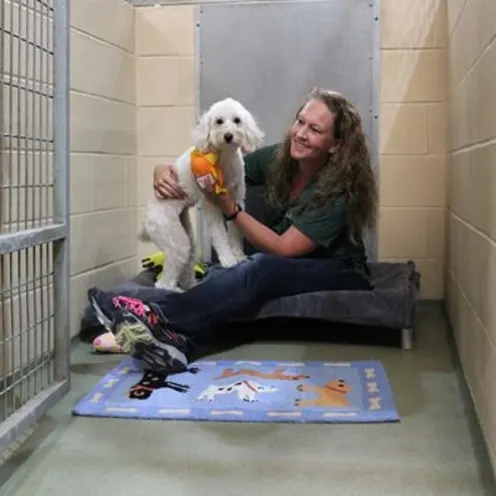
[72,358,399,423]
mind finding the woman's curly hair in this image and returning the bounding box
[265,87,378,244]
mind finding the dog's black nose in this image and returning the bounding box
[224,133,233,143]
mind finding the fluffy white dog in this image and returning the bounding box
[140,98,264,292]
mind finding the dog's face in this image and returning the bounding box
[193,98,264,154]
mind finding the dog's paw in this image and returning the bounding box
[218,256,238,268]
[178,278,197,291]
[234,253,247,263]
[154,281,184,293]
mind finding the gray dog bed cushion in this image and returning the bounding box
[251,260,420,331]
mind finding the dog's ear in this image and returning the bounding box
[192,109,212,152]
[240,110,265,154]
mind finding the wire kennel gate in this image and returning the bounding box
[0,0,69,450]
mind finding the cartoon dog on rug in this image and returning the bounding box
[129,367,199,400]
[197,380,278,403]
[215,367,310,381]
[294,378,352,408]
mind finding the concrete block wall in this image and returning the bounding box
[446,0,496,470]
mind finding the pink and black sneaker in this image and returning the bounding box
[88,288,160,333]
[88,287,190,374]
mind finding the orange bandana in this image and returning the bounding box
[190,148,227,195]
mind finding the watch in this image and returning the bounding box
[224,202,243,221]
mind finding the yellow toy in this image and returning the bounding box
[141,251,167,271]
[190,148,227,195]
[141,251,208,279]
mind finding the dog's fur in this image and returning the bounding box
[140,98,264,292]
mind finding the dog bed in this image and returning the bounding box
[79,259,420,351]
[251,260,420,350]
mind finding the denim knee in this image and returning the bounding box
[239,253,281,289]
[244,253,277,272]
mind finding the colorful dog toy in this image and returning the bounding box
[92,332,125,354]
[141,251,208,280]
[190,148,227,195]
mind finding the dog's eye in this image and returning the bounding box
[233,117,241,125]
[215,118,224,125]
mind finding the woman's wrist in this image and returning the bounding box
[216,193,237,216]
[223,202,242,221]
[222,199,238,217]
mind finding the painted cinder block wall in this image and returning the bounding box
[445,0,496,471]
[69,0,138,337]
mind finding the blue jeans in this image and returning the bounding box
[135,253,371,337]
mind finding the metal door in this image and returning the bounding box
[196,0,380,261]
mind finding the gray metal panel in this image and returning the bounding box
[0,224,67,255]
[198,0,375,148]
[198,0,379,259]
[369,0,380,261]
[53,0,71,384]
[194,6,211,262]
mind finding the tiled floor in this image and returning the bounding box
[0,304,494,495]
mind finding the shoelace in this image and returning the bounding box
[112,296,148,317]
[113,296,185,346]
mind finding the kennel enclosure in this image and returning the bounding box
[0,0,70,451]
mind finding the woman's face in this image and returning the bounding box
[289,98,336,163]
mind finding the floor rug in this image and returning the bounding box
[72,357,399,423]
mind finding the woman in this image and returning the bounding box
[89,88,378,374]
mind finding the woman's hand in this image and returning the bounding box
[199,181,238,217]
[153,164,186,200]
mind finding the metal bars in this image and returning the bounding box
[0,0,69,451]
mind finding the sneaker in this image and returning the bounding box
[88,287,160,333]
[113,308,190,374]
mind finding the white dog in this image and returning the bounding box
[140,98,264,292]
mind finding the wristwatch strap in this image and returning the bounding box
[224,202,243,221]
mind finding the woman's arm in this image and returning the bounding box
[216,193,318,258]
[154,162,317,257]
[153,164,186,199]
[152,144,279,198]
